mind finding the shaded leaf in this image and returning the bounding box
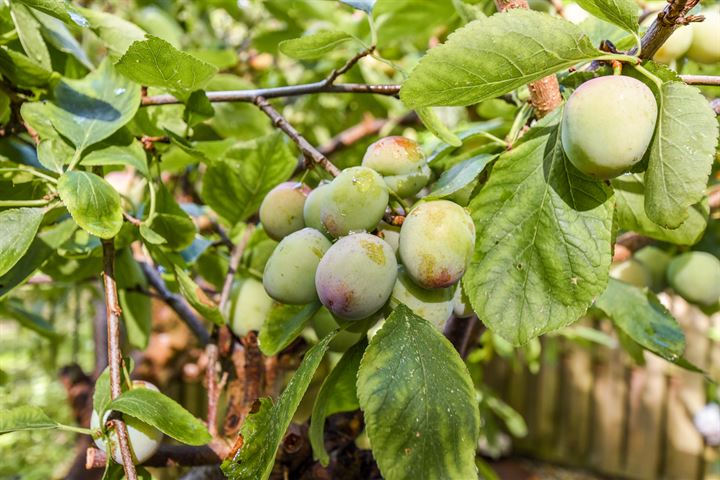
[174,265,224,326]
[1,301,60,339]
[0,47,52,88]
[37,138,74,173]
[81,141,149,177]
[258,302,322,356]
[0,208,44,277]
[10,3,51,69]
[576,0,639,34]
[33,10,93,69]
[416,107,462,147]
[0,406,57,434]
[119,290,151,349]
[426,154,495,199]
[58,171,123,239]
[183,90,215,128]
[80,7,146,57]
[279,31,354,59]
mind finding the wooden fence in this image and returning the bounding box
[484,294,720,480]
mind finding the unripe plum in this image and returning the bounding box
[91,381,163,465]
[399,200,475,289]
[667,251,720,306]
[362,136,432,197]
[320,167,389,237]
[302,182,331,235]
[315,233,397,320]
[634,246,672,291]
[377,222,400,257]
[259,182,311,241]
[228,276,274,335]
[561,76,658,179]
[610,259,652,288]
[391,266,455,331]
[687,10,720,64]
[312,307,363,352]
[263,228,331,304]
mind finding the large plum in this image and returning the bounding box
[320,167,389,237]
[259,182,311,241]
[667,251,720,306]
[263,228,331,304]
[399,200,475,289]
[362,136,431,197]
[91,381,163,465]
[228,276,274,335]
[315,233,397,320]
[561,76,658,179]
[391,266,455,330]
[687,10,720,64]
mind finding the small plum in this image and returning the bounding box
[228,276,274,336]
[259,182,311,241]
[687,10,720,64]
[320,167,389,237]
[391,266,455,331]
[667,251,720,306]
[263,228,331,304]
[561,76,658,179]
[362,136,431,197]
[91,381,163,465]
[634,246,672,291]
[302,182,331,235]
[399,200,475,289]
[312,307,363,352]
[315,233,397,320]
[609,259,652,288]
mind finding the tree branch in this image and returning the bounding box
[636,0,702,60]
[142,83,401,107]
[253,96,341,177]
[324,46,376,86]
[101,240,138,480]
[680,74,720,86]
[138,261,211,346]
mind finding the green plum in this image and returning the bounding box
[667,251,720,306]
[259,182,311,241]
[399,200,475,289]
[362,136,431,198]
[687,10,720,64]
[228,276,274,335]
[320,167,389,237]
[610,259,652,288]
[315,233,397,320]
[634,246,672,291]
[91,381,163,465]
[302,182,332,235]
[312,307,363,352]
[391,266,455,330]
[263,228,331,304]
[561,76,658,179]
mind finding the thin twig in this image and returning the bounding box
[218,225,256,313]
[101,240,138,480]
[680,75,720,86]
[142,82,401,107]
[138,261,211,345]
[253,96,341,177]
[318,111,419,157]
[636,0,702,60]
[122,212,142,227]
[205,343,220,438]
[323,45,376,86]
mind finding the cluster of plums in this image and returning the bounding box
[257,136,476,334]
[611,247,720,307]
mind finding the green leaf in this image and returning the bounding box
[37,138,73,173]
[173,265,224,326]
[41,60,142,153]
[258,302,322,356]
[10,3,51,69]
[81,141,150,178]
[644,81,718,229]
[279,31,354,59]
[613,173,708,245]
[310,339,366,465]
[15,0,87,26]
[107,387,211,445]
[426,154,495,200]
[139,225,166,245]
[183,90,215,128]
[0,47,53,88]
[575,0,639,34]
[465,110,614,345]
[401,10,602,108]
[595,278,685,362]
[33,10,93,69]
[20,102,57,139]
[2,301,60,339]
[0,406,57,434]
[202,133,296,225]
[79,7,146,57]
[0,208,43,277]
[416,107,462,147]
[115,35,218,95]
[149,186,196,250]
[119,290,151,349]
[356,305,479,480]
[58,171,123,239]
[222,333,335,480]
[93,367,112,417]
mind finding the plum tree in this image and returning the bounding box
[687,10,720,64]
[228,277,274,336]
[263,228,331,304]
[361,136,432,197]
[391,266,455,330]
[634,246,672,291]
[320,167,389,237]
[561,76,658,179]
[610,259,652,288]
[667,251,720,306]
[302,182,332,235]
[91,381,163,465]
[311,307,364,352]
[315,233,397,320]
[399,200,475,289]
[259,182,311,241]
